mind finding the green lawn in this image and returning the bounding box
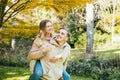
[70,48,120,59]
[0,65,92,80]
[0,47,120,80]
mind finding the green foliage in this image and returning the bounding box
[74,33,86,48]
[97,68,120,80]
[94,30,110,47]
[68,30,110,49]
[0,47,120,79]
[114,25,120,34]
[66,8,111,48]
[67,56,120,80]
[66,9,85,48]
[68,23,81,44]
[0,39,31,67]
[0,65,93,80]
[0,48,29,67]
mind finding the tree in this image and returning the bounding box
[111,0,116,44]
[93,0,120,45]
[86,3,94,58]
[0,0,94,51]
[0,0,7,27]
[0,0,93,28]
[0,0,30,28]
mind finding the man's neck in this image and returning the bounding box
[57,41,65,46]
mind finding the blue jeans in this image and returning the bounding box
[62,70,71,80]
[29,60,43,80]
[29,60,71,80]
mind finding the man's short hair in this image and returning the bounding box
[59,28,70,38]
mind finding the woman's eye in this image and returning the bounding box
[46,25,52,27]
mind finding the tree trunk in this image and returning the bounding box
[111,0,116,44]
[86,3,94,58]
[11,38,16,51]
[0,0,8,28]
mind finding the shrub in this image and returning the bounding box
[70,30,110,49]
[0,39,31,67]
[67,56,120,79]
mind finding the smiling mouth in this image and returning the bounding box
[56,36,62,39]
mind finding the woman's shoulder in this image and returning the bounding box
[33,34,42,43]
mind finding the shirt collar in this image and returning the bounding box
[50,38,67,48]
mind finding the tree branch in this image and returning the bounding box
[3,0,30,23]
[3,0,20,16]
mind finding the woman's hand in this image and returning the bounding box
[41,43,51,55]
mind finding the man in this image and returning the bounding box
[29,28,71,80]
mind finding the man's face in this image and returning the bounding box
[55,29,68,43]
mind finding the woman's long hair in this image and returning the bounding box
[38,19,52,40]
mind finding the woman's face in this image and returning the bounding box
[45,22,53,34]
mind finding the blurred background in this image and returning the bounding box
[0,0,120,80]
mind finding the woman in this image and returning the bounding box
[28,19,70,80]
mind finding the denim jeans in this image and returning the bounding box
[29,60,71,80]
[29,60,43,80]
[62,70,71,80]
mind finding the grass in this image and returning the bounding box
[70,47,120,59]
[0,66,29,80]
[0,65,92,80]
[0,47,120,80]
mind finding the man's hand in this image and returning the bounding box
[49,57,58,63]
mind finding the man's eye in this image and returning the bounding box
[61,32,65,35]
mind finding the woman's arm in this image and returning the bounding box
[28,37,50,60]
[49,43,71,63]
[56,43,71,60]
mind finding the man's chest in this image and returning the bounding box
[47,46,63,58]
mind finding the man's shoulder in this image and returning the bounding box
[64,42,71,49]
[50,38,57,44]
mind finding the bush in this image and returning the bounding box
[0,39,31,67]
[70,30,110,49]
[67,56,120,79]
[0,47,30,67]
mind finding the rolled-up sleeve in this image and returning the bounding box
[27,37,44,60]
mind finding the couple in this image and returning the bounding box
[27,19,71,80]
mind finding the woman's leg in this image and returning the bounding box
[62,70,71,80]
[34,60,43,76]
[29,60,43,80]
